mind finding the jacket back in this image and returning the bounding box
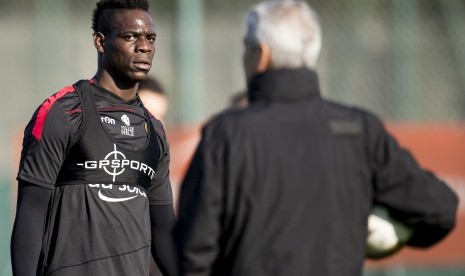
[176,69,458,276]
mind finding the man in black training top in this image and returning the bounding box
[11,0,177,275]
[175,1,458,276]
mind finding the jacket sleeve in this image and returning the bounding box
[175,122,226,276]
[366,115,458,247]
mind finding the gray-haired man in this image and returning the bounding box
[175,1,458,275]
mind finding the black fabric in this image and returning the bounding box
[17,81,173,206]
[17,98,75,188]
[92,84,149,150]
[149,205,178,276]
[55,80,161,188]
[38,80,159,275]
[15,80,174,276]
[248,67,320,102]
[11,182,52,276]
[175,68,458,276]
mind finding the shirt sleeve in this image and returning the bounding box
[149,205,178,276]
[17,99,76,189]
[366,114,458,247]
[11,182,53,275]
[147,120,174,205]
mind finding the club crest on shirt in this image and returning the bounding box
[121,114,131,126]
[121,114,134,136]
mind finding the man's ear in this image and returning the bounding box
[93,32,105,53]
[256,42,271,73]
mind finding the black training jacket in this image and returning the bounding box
[175,68,458,276]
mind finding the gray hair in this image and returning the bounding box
[245,0,322,69]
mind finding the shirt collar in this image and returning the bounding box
[91,83,140,106]
[248,68,321,103]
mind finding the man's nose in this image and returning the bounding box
[136,38,153,53]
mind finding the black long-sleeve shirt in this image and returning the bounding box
[12,81,177,276]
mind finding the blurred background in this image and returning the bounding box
[1,0,464,275]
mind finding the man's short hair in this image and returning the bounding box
[92,0,150,35]
[245,0,322,69]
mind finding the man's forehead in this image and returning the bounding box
[112,9,155,32]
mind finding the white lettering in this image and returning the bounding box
[99,160,110,169]
[111,159,120,168]
[140,163,148,174]
[130,160,140,170]
[122,159,130,167]
[121,126,135,136]
[88,184,148,200]
[77,143,156,181]
[85,161,97,169]
[101,116,116,125]
[147,168,155,179]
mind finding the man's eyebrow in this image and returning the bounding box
[118,30,156,36]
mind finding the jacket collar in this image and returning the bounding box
[248,68,321,102]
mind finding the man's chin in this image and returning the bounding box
[131,72,149,83]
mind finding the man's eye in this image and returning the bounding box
[124,35,136,41]
[147,37,156,43]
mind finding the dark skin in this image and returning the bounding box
[11,9,179,276]
[93,9,156,101]
[93,11,178,275]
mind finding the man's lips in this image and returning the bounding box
[133,61,151,71]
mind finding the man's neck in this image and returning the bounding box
[92,71,139,102]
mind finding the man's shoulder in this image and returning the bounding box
[211,100,381,123]
[146,112,166,137]
[38,81,86,112]
[41,84,77,108]
[323,99,376,119]
[30,83,82,140]
[322,99,384,123]
[41,83,82,120]
[215,102,272,120]
[45,80,97,113]
[199,106,269,140]
[322,99,386,133]
[206,106,255,127]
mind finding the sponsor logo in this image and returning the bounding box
[77,144,155,182]
[88,183,146,203]
[120,114,134,136]
[101,116,116,125]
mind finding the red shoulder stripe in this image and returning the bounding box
[32,85,76,140]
